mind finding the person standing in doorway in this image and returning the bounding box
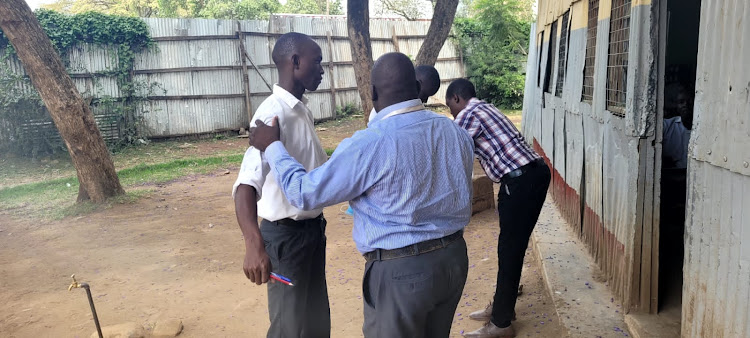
[233,32,330,338]
[446,79,551,338]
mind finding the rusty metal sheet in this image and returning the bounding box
[581,108,604,255]
[601,115,643,303]
[134,39,239,70]
[690,0,750,177]
[135,70,241,96]
[682,0,750,335]
[682,159,750,338]
[623,3,657,138]
[140,98,244,137]
[564,110,584,228]
[553,102,566,199]
[142,17,236,37]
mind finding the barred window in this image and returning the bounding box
[555,11,571,97]
[606,0,631,113]
[537,31,544,87]
[582,0,599,101]
[544,20,558,94]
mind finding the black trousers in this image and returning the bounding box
[260,217,330,338]
[491,163,551,328]
[362,236,469,338]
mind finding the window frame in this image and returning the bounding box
[605,0,632,115]
[555,10,571,98]
[582,0,600,102]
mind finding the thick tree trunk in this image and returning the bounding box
[415,0,459,66]
[346,0,374,124]
[0,0,125,203]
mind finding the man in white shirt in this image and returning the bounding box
[662,84,693,169]
[233,32,330,337]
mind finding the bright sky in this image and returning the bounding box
[26,0,56,10]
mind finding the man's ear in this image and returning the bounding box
[371,85,378,102]
[292,54,300,69]
[415,80,421,97]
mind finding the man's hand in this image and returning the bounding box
[243,237,272,285]
[248,117,280,152]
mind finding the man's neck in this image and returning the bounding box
[375,96,419,112]
[278,77,305,100]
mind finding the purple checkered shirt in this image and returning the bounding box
[454,98,540,183]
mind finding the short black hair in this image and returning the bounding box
[272,32,313,65]
[446,78,476,100]
[415,65,441,97]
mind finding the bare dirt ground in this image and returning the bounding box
[0,112,556,338]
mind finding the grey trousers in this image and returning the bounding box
[362,236,469,338]
[260,217,330,338]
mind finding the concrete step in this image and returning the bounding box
[531,197,631,337]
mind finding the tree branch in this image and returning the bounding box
[415,0,459,66]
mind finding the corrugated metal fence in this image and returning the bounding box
[1,14,465,142]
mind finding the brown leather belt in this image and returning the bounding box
[275,214,324,226]
[363,230,463,263]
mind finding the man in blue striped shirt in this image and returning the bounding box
[250,52,475,337]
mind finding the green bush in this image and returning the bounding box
[453,0,533,109]
[0,10,155,157]
[335,103,361,117]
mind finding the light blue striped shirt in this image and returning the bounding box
[265,99,475,253]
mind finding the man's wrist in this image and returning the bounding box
[264,141,284,161]
[243,225,263,247]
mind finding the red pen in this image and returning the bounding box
[270,272,294,286]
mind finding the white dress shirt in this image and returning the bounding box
[232,85,327,221]
[368,107,377,124]
[663,116,691,169]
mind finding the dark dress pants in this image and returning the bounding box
[362,236,469,338]
[261,217,330,338]
[491,163,551,328]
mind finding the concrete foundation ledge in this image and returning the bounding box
[530,196,631,337]
[624,313,680,338]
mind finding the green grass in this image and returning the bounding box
[0,138,245,190]
[502,109,523,116]
[0,154,243,219]
[117,154,242,185]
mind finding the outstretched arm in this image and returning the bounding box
[249,118,378,210]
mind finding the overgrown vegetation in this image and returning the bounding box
[335,103,362,118]
[453,0,534,109]
[0,10,157,156]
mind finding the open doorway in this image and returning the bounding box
[657,0,701,320]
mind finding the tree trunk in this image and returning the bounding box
[346,0,374,124]
[0,0,125,203]
[415,0,459,66]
